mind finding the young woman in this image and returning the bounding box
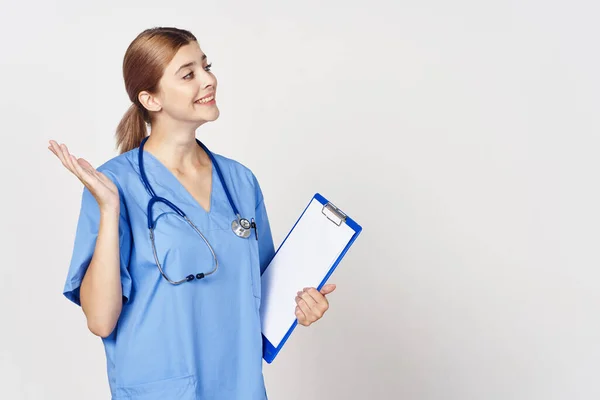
[48,26,336,400]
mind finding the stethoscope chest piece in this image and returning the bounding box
[139,135,260,285]
[232,217,252,238]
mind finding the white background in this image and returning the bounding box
[1,0,599,399]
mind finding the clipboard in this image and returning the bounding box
[260,193,363,363]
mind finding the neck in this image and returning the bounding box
[144,127,210,173]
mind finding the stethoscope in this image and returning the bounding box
[138,135,257,285]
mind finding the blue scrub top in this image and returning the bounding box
[62,145,276,400]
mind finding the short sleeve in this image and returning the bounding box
[62,178,133,307]
[253,174,275,275]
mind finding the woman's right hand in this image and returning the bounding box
[48,140,120,213]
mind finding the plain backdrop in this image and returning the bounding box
[1,0,599,399]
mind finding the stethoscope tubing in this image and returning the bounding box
[138,135,250,284]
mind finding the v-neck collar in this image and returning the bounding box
[142,149,216,215]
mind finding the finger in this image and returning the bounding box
[302,288,329,316]
[49,143,86,184]
[303,288,325,306]
[48,146,59,158]
[77,157,95,171]
[295,306,307,326]
[58,143,78,177]
[48,141,62,159]
[319,284,337,295]
[79,157,97,173]
[50,141,67,166]
[70,154,92,181]
[75,157,97,178]
[296,294,316,321]
[58,143,70,166]
[297,290,318,311]
[62,145,80,176]
[61,144,78,173]
[64,154,95,178]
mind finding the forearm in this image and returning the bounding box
[80,209,123,338]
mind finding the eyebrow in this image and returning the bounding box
[175,54,207,75]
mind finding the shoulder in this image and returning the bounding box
[93,148,139,193]
[211,152,260,186]
[211,151,265,204]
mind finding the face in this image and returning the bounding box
[140,41,219,126]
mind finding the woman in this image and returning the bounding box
[48,27,336,400]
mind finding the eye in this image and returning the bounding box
[183,63,213,80]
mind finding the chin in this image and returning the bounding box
[196,107,220,123]
[205,108,220,121]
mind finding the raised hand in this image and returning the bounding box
[48,140,120,213]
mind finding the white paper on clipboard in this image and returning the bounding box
[259,197,355,348]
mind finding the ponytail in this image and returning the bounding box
[115,102,148,154]
[116,27,198,154]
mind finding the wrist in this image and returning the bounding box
[99,206,120,219]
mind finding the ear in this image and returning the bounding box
[138,91,162,112]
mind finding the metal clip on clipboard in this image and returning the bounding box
[321,202,347,226]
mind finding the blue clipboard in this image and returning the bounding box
[260,192,362,363]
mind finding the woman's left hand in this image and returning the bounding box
[294,284,336,327]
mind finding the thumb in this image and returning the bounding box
[320,284,337,295]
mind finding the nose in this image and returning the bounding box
[199,69,216,88]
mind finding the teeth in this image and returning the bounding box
[196,95,214,104]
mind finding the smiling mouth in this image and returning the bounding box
[195,95,215,104]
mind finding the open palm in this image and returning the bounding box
[48,140,120,212]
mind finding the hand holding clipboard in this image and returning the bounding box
[260,193,362,363]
